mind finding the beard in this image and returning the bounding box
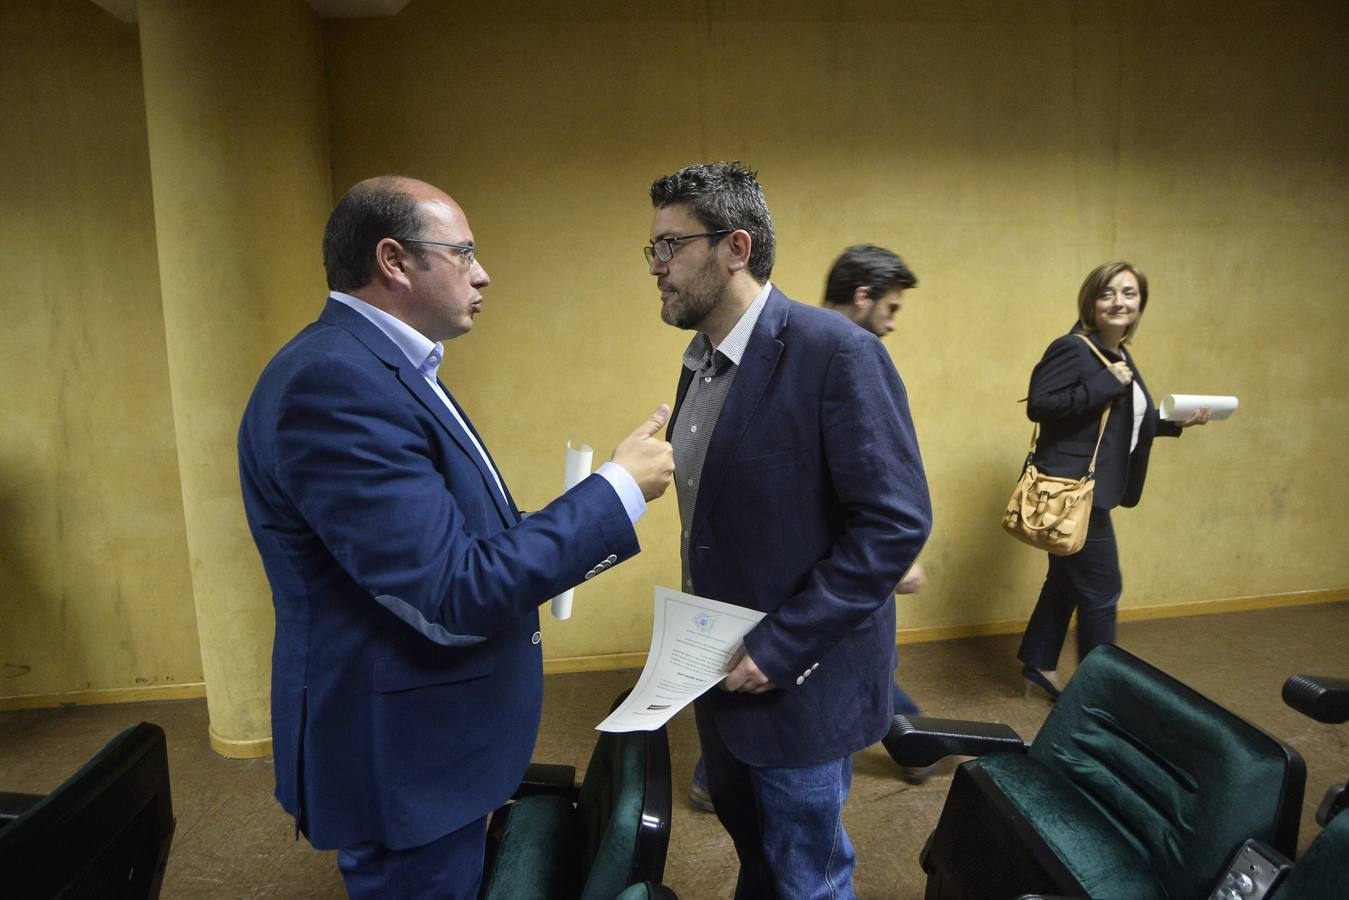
[660,254,725,330]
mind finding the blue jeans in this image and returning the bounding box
[695,702,857,900]
[337,815,488,900]
[693,675,920,792]
[1018,507,1121,671]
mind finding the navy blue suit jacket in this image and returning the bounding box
[1026,326,1182,509]
[670,288,932,768]
[238,299,638,851]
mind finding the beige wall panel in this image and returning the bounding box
[0,1,200,699]
[321,0,1347,660]
[138,0,332,747]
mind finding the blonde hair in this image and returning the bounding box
[1077,261,1149,344]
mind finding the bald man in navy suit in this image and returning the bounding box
[239,176,673,898]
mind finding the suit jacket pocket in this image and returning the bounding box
[373,651,494,694]
[732,446,801,469]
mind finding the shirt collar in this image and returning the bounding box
[330,291,445,377]
[681,281,773,371]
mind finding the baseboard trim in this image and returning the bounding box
[544,587,1348,672]
[543,651,649,675]
[0,682,207,712]
[4,589,1344,708]
[208,725,273,760]
[893,586,1349,646]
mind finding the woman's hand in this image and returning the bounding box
[1180,408,1211,428]
[1107,361,1133,385]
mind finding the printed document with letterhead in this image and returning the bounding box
[597,586,766,732]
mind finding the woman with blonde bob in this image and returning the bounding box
[1016,261,1210,699]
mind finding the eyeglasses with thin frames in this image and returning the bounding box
[643,229,732,264]
[400,238,477,268]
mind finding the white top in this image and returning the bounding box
[1130,381,1146,453]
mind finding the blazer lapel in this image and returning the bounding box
[320,300,518,527]
[667,365,696,442]
[693,290,788,524]
[437,380,521,520]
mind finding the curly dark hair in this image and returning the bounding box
[649,161,775,282]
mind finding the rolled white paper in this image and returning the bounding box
[1159,394,1239,422]
[551,441,594,620]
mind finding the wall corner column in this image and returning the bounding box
[138,0,334,757]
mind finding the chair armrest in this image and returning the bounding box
[511,763,579,802]
[1316,783,1348,828]
[1282,674,1349,724]
[0,791,42,826]
[888,715,1028,767]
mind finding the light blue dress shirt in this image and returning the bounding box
[329,291,645,523]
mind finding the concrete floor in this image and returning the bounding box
[2,601,1346,898]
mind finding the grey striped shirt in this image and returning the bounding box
[673,283,772,590]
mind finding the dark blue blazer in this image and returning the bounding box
[669,288,932,768]
[238,299,638,851]
[1026,326,1182,509]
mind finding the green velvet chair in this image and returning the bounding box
[0,722,175,899]
[479,691,672,900]
[613,882,679,900]
[1268,810,1349,899]
[898,645,1305,900]
[1264,673,1349,899]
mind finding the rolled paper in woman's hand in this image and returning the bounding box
[551,441,594,620]
[1160,394,1239,422]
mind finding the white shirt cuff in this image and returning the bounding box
[596,461,646,525]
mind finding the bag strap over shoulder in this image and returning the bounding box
[1025,334,1115,476]
[1075,333,1115,367]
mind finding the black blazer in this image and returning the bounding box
[1026,325,1182,509]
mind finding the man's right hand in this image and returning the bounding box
[896,562,926,595]
[612,404,675,501]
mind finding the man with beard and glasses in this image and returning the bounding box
[645,162,931,899]
[686,243,933,812]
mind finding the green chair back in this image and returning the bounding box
[576,722,671,900]
[1021,645,1304,897]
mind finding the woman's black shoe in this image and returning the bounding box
[1021,665,1061,701]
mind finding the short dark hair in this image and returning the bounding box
[323,177,427,292]
[823,244,918,306]
[649,161,775,282]
[1077,261,1149,343]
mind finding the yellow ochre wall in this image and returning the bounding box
[324,0,1349,660]
[0,1,200,702]
[138,0,332,754]
[1,0,1345,732]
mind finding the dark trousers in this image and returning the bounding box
[1017,506,1121,671]
[336,815,489,900]
[892,665,921,715]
